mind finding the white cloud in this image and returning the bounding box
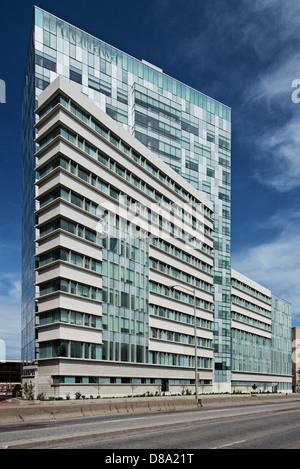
[0,272,21,359]
[240,0,300,44]
[240,8,300,192]
[8,280,21,301]
[0,273,21,301]
[232,212,300,325]
[249,52,300,103]
[0,296,21,360]
[253,115,300,192]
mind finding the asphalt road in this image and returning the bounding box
[1,399,300,449]
[40,403,300,449]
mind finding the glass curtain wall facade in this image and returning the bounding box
[32,76,215,396]
[22,17,38,364]
[231,269,292,392]
[22,7,231,388]
[271,294,292,387]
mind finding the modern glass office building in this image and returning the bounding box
[22,7,231,391]
[231,270,292,393]
[27,75,215,397]
[21,7,292,395]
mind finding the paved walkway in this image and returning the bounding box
[0,399,19,407]
[0,401,15,407]
[0,397,29,407]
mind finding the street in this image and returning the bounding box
[40,402,300,449]
[1,398,300,449]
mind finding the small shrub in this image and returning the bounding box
[22,382,34,400]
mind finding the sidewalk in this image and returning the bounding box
[0,399,23,407]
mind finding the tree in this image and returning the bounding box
[22,381,34,400]
[296,369,300,393]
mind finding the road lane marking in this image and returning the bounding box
[211,439,246,449]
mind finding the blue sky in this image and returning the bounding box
[1,0,300,359]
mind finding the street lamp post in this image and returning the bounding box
[170,284,199,405]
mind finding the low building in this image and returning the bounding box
[292,327,300,392]
[231,269,292,393]
[0,360,21,395]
